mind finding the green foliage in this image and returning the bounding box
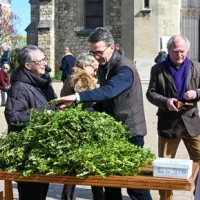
[10,48,20,73]
[11,35,26,50]
[9,35,26,73]
[0,108,155,178]
[51,71,62,82]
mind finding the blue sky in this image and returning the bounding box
[11,0,30,36]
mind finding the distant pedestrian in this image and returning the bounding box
[59,47,76,82]
[0,63,10,106]
[43,65,52,82]
[154,49,167,64]
[0,46,11,67]
[45,65,51,73]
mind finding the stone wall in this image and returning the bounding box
[54,0,122,74]
[38,0,55,75]
[109,0,122,45]
[26,0,40,45]
[27,0,199,80]
[27,0,123,75]
[54,0,87,72]
[134,0,181,81]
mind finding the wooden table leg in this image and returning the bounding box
[163,190,173,200]
[0,191,3,200]
[4,180,13,200]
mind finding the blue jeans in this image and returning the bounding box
[104,136,152,200]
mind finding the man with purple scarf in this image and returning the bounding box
[147,35,200,199]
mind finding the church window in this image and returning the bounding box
[85,0,103,29]
[144,0,150,8]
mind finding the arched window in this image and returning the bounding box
[85,0,103,29]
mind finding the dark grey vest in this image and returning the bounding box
[99,56,147,137]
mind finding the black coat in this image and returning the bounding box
[1,50,11,66]
[59,54,76,82]
[154,51,167,64]
[5,66,56,132]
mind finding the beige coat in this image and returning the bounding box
[60,67,98,97]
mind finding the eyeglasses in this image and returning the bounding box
[89,45,111,57]
[90,64,98,73]
[30,58,47,65]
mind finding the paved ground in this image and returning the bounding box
[0,82,195,200]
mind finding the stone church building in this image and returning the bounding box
[26,0,200,79]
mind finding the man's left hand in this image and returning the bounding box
[183,90,197,100]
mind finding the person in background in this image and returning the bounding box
[146,35,200,199]
[4,45,57,200]
[59,47,76,82]
[43,65,52,82]
[45,65,51,74]
[154,49,167,64]
[60,52,104,200]
[1,46,11,67]
[57,27,152,200]
[0,63,10,106]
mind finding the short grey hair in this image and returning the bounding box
[64,47,69,51]
[17,45,44,66]
[87,27,114,46]
[167,35,190,52]
[2,63,10,70]
[76,52,97,68]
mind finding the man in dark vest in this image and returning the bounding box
[57,27,151,200]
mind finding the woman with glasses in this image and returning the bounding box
[0,63,10,106]
[4,45,56,200]
[60,52,98,97]
[60,52,104,200]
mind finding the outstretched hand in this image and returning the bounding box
[56,94,76,109]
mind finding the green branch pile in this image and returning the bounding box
[0,108,155,178]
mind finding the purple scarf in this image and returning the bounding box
[165,55,190,101]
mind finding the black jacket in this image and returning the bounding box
[154,51,167,64]
[1,49,11,66]
[60,54,76,82]
[5,66,56,132]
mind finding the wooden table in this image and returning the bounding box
[0,163,199,200]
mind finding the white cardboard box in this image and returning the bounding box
[152,158,193,179]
